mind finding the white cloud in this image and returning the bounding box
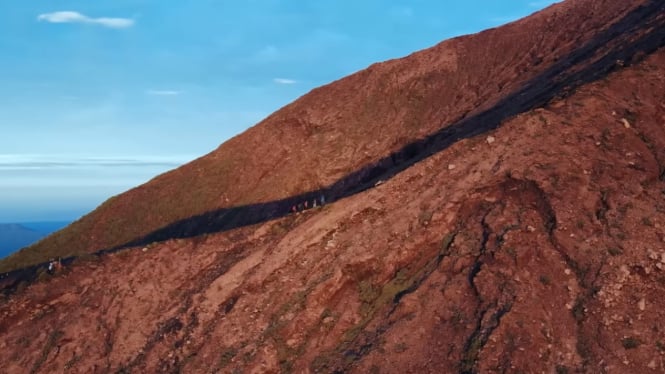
[37,11,134,29]
[146,90,182,96]
[0,154,193,170]
[273,78,297,85]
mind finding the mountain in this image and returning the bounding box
[2,0,665,372]
[0,222,70,259]
[0,224,43,259]
[0,0,648,273]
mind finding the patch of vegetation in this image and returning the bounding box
[262,272,333,373]
[312,232,457,372]
[576,220,585,229]
[656,340,665,352]
[447,306,467,330]
[394,342,408,353]
[621,337,641,349]
[642,217,654,226]
[607,247,623,256]
[30,330,64,374]
[539,275,551,285]
[63,354,81,370]
[556,365,569,374]
[504,247,517,260]
[572,298,585,323]
[219,347,238,369]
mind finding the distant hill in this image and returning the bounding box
[0,222,69,259]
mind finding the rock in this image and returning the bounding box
[638,298,646,311]
[323,317,335,324]
[286,339,298,348]
[486,136,496,144]
[526,225,536,232]
[621,118,631,128]
[142,247,148,252]
[448,164,456,170]
[648,359,657,370]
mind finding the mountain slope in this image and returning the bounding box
[2,43,665,373]
[2,0,665,373]
[0,0,651,273]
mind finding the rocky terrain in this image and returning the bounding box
[1,0,665,373]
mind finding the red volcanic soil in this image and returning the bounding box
[2,0,665,373]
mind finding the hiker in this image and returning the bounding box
[297,202,304,212]
[291,205,297,214]
[320,195,326,206]
[313,199,318,208]
[47,260,54,274]
[304,201,309,210]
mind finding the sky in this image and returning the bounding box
[0,0,560,223]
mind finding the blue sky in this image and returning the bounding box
[0,0,560,223]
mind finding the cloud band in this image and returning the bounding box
[37,11,134,29]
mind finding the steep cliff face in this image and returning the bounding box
[2,0,665,373]
[0,0,651,272]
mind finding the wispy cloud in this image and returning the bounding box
[273,78,297,85]
[37,11,134,29]
[146,89,182,96]
[0,154,192,170]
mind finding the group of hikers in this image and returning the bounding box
[291,195,326,214]
[47,257,63,274]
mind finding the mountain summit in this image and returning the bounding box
[2,0,665,372]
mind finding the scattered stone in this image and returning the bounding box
[527,225,536,232]
[638,299,646,311]
[448,164,456,170]
[286,339,298,348]
[648,359,657,370]
[486,136,496,144]
[648,250,659,261]
[323,317,334,324]
[564,269,572,275]
[142,247,148,252]
[621,118,631,128]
